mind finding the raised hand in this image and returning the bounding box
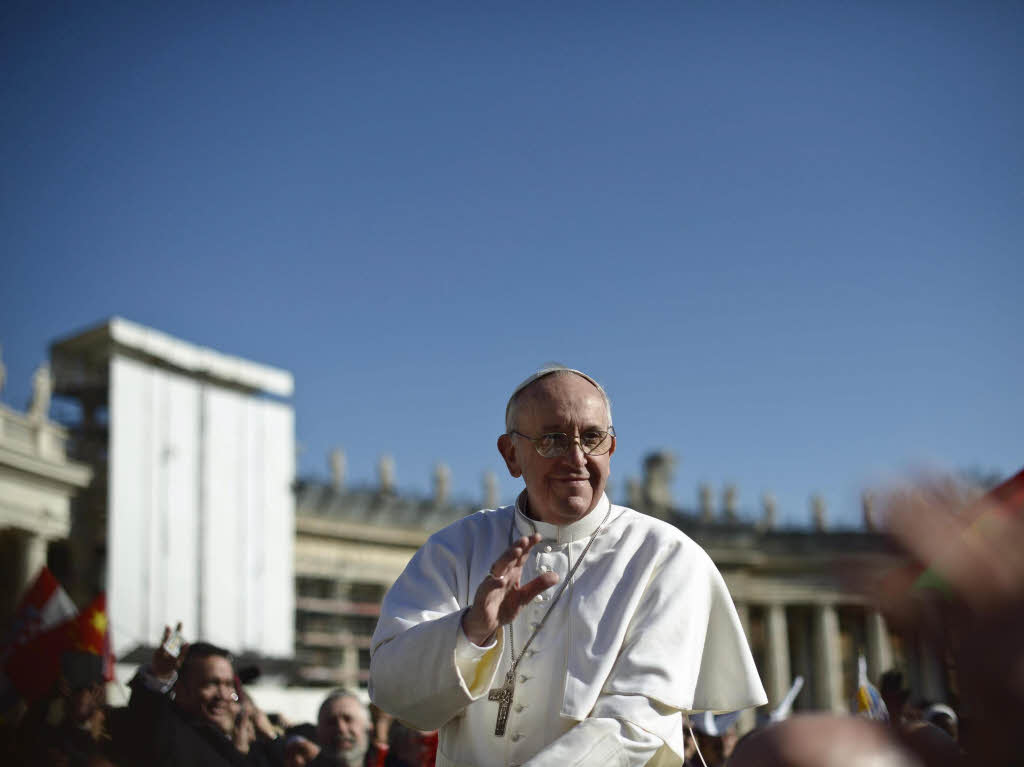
[151,622,189,681]
[461,533,559,646]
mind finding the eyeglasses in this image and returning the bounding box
[509,427,616,458]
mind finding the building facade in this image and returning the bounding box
[0,359,92,629]
[292,459,476,686]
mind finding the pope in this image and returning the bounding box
[370,366,766,766]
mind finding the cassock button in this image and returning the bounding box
[534,594,544,602]
[543,545,552,553]
[511,733,524,742]
[519,674,529,683]
[529,621,540,630]
[514,703,526,713]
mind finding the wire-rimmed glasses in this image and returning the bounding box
[509,427,616,458]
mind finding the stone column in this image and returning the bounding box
[377,455,395,494]
[722,484,738,523]
[760,493,777,531]
[733,602,757,733]
[698,483,713,522]
[765,603,792,707]
[0,529,47,626]
[19,530,48,596]
[483,471,499,510]
[329,448,346,491]
[811,494,827,531]
[433,462,451,505]
[865,610,893,681]
[813,603,844,712]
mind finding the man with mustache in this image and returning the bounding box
[370,366,765,766]
[309,690,371,767]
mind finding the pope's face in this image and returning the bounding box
[498,374,615,525]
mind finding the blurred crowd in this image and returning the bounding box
[2,622,439,767]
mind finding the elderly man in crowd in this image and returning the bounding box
[370,366,766,766]
[308,689,383,767]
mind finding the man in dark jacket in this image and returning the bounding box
[127,625,280,766]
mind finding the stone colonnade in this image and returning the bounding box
[734,598,897,719]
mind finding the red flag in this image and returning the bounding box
[68,593,107,655]
[71,591,117,682]
[4,593,111,702]
[0,568,80,710]
[1,567,77,653]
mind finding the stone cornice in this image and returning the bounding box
[0,443,92,489]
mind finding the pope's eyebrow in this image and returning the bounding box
[538,423,606,433]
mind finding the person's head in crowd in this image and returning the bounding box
[316,689,370,766]
[880,669,910,723]
[59,650,107,729]
[174,641,239,736]
[922,703,958,741]
[900,719,965,767]
[386,719,438,767]
[729,715,923,767]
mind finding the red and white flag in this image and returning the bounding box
[2,567,78,651]
[0,567,79,711]
[5,591,114,702]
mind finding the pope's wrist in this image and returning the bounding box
[460,610,496,647]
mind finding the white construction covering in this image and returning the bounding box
[107,317,293,397]
[108,353,294,658]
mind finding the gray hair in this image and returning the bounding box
[504,365,612,433]
[317,688,368,726]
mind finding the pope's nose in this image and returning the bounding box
[564,439,587,465]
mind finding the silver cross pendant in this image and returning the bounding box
[487,669,516,736]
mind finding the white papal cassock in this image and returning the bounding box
[370,494,766,766]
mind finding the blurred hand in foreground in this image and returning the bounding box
[867,473,1024,765]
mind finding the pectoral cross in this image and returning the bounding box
[487,669,516,736]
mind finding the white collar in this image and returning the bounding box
[513,492,611,544]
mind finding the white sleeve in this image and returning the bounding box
[370,609,505,730]
[454,622,500,697]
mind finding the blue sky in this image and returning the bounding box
[2,1,1021,527]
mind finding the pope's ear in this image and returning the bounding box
[608,434,617,457]
[497,433,522,478]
